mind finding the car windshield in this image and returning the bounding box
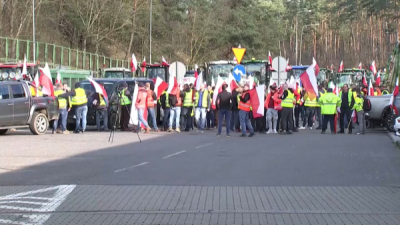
[146,67,166,81]
[243,63,266,84]
[80,81,115,96]
[317,70,326,83]
[184,72,195,77]
[338,75,352,85]
[208,64,234,82]
[292,68,307,79]
[104,71,133,78]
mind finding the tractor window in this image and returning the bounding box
[147,68,166,81]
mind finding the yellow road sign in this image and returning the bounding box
[232,48,246,64]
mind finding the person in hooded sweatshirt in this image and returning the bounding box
[318,88,342,134]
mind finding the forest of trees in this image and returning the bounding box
[0,0,399,69]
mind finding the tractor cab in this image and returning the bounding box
[317,68,332,86]
[336,72,355,87]
[241,59,268,85]
[146,63,169,83]
[290,66,309,79]
[206,60,236,86]
[0,62,37,81]
[102,67,133,79]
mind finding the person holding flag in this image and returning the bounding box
[135,83,151,133]
[146,82,159,132]
[238,84,255,137]
[92,82,108,131]
[53,83,70,134]
[338,84,355,134]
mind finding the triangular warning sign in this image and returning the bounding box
[232,48,246,64]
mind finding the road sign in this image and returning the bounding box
[232,48,246,64]
[169,61,186,81]
[272,57,287,72]
[232,65,245,81]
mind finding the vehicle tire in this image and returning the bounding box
[67,123,76,131]
[384,112,395,132]
[29,112,49,135]
[0,129,8,135]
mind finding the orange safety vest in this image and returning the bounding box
[147,90,155,107]
[175,88,182,106]
[238,92,251,112]
[136,88,148,109]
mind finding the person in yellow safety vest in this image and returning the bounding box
[194,84,211,133]
[30,85,43,97]
[352,89,366,135]
[381,87,389,95]
[280,84,295,134]
[294,84,302,129]
[238,84,255,137]
[159,90,170,131]
[374,87,382,96]
[92,82,108,131]
[59,82,93,134]
[315,85,327,130]
[53,83,70,134]
[302,92,318,129]
[318,88,341,134]
[182,84,194,132]
[338,84,355,134]
[118,82,133,131]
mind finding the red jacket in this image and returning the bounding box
[264,91,282,109]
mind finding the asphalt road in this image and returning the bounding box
[0,127,400,224]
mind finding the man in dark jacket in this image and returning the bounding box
[159,91,170,131]
[230,86,240,132]
[92,82,108,131]
[216,83,233,137]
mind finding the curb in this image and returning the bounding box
[387,132,400,149]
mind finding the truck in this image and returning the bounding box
[367,94,399,132]
[0,80,58,135]
[49,69,92,88]
[241,59,268,85]
[0,61,38,81]
[146,63,170,83]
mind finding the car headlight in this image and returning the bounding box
[9,72,15,79]
[2,72,8,79]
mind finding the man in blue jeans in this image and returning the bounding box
[216,84,233,137]
[238,84,255,137]
[53,83,69,134]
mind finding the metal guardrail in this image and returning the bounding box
[0,37,131,70]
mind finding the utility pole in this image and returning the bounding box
[33,0,36,62]
[149,0,152,64]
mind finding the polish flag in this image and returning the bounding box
[56,71,62,84]
[351,110,357,123]
[39,63,54,98]
[249,84,265,118]
[362,72,368,87]
[233,56,237,63]
[267,78,275,94]
[390,78,399,114]
[130,53,138,72]
[358,62,362,69]
[299,58,319,100]
[212,76,224,109]
[22,54,28,80]
[167,74,178,94]
[368,79,374,96]
[33,71,40,97]
[375,71,381,86]
[268,51,273,70]
[211,76,215,87]
[330,63,334,71]
[227,73,238,92]
[162,56,169,66]
[195,71,203,91]
[154,77,168,99]
[141,57,146,73]
[248,75,254,90]
[370,60,377,75]
[338,60,344,72]
[87,76,108,105]
[285,58,291,71]
[194,64,199,87]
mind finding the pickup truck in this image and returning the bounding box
[0,81,59,135]
[367,94,400,132]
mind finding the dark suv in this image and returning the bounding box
[0,81,58,135]
[66,78,155,130]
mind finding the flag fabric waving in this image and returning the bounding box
[39,63,54,98]
[162,56,169,66]
[299,58,319,100]
[370,60,377,75]
[368,79,374,96]
[195,71,203,91]
[338,61,344,72]
[154,77,168,99]
[87,76,108,105]
[268,51,273,70]
[56,71,62,84]
[249,84,265,118]
[390,78,399,114]
[167,75,178,94]
[358,62,362,69]
[141,57,146,73]
[227,73,238,92]
[130,53,138,72]
[375,71,381,86]
[330,63,334,71]
[33,71,40,97]
[362,72,368,87]
[352,110,357,123]
[22,54,28,80]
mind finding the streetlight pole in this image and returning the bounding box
[295,9,311,65]
[33,0,36,63]
[299,23,320,65]
[149,0,152,64]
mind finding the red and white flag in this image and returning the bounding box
[338,60,344,72]
[87,76,108,105]
[268,51,273,70]
[227,73,238,92]
[299,58,319,100]
[375,71,381,86]
[352,110,357,123]
[154,77,168,99]
[130,53,138,72]
[370,60,377,75]
[249,84,265,118]
[368,79,374,96]
[390,78,399,114]
[56,71,62,84]
[167,75,178,94]
[212,76,224,109]
[285,58,291,71]
[194,64,199,88]
[141,57,146,73]
[358,62,362,69]
[330,63,334,71]
[362,72,368,87]
[39,63,54,98]
[33,71,39,97]
[162,56,169,66]
[22,54,28,80]
[195,71,203,91]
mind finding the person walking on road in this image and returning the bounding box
[353,89,366,135]
[216,83,233,137]
[265,83,281,134]
[146,82,159,132]
[136,83,151,133]
[194,84,211,133]
[92,82,108,131]
[339,84,355,134]
[318,88,341,134]
[182,84,194,132]
[53,83,70,134]
[280,84,295,134]
[59,82,93,134]
[159,90,170,131]
[238,84,255,137]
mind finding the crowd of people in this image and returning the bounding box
[48,79,385,136]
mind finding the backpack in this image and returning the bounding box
[363,97,372,112]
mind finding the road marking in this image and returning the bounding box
[114,162,149,173]
[163,150,186,159]
[195,143,213,149]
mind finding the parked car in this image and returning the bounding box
[367,95,400,132]
[0,81,58,135]
[66,78,155,130]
